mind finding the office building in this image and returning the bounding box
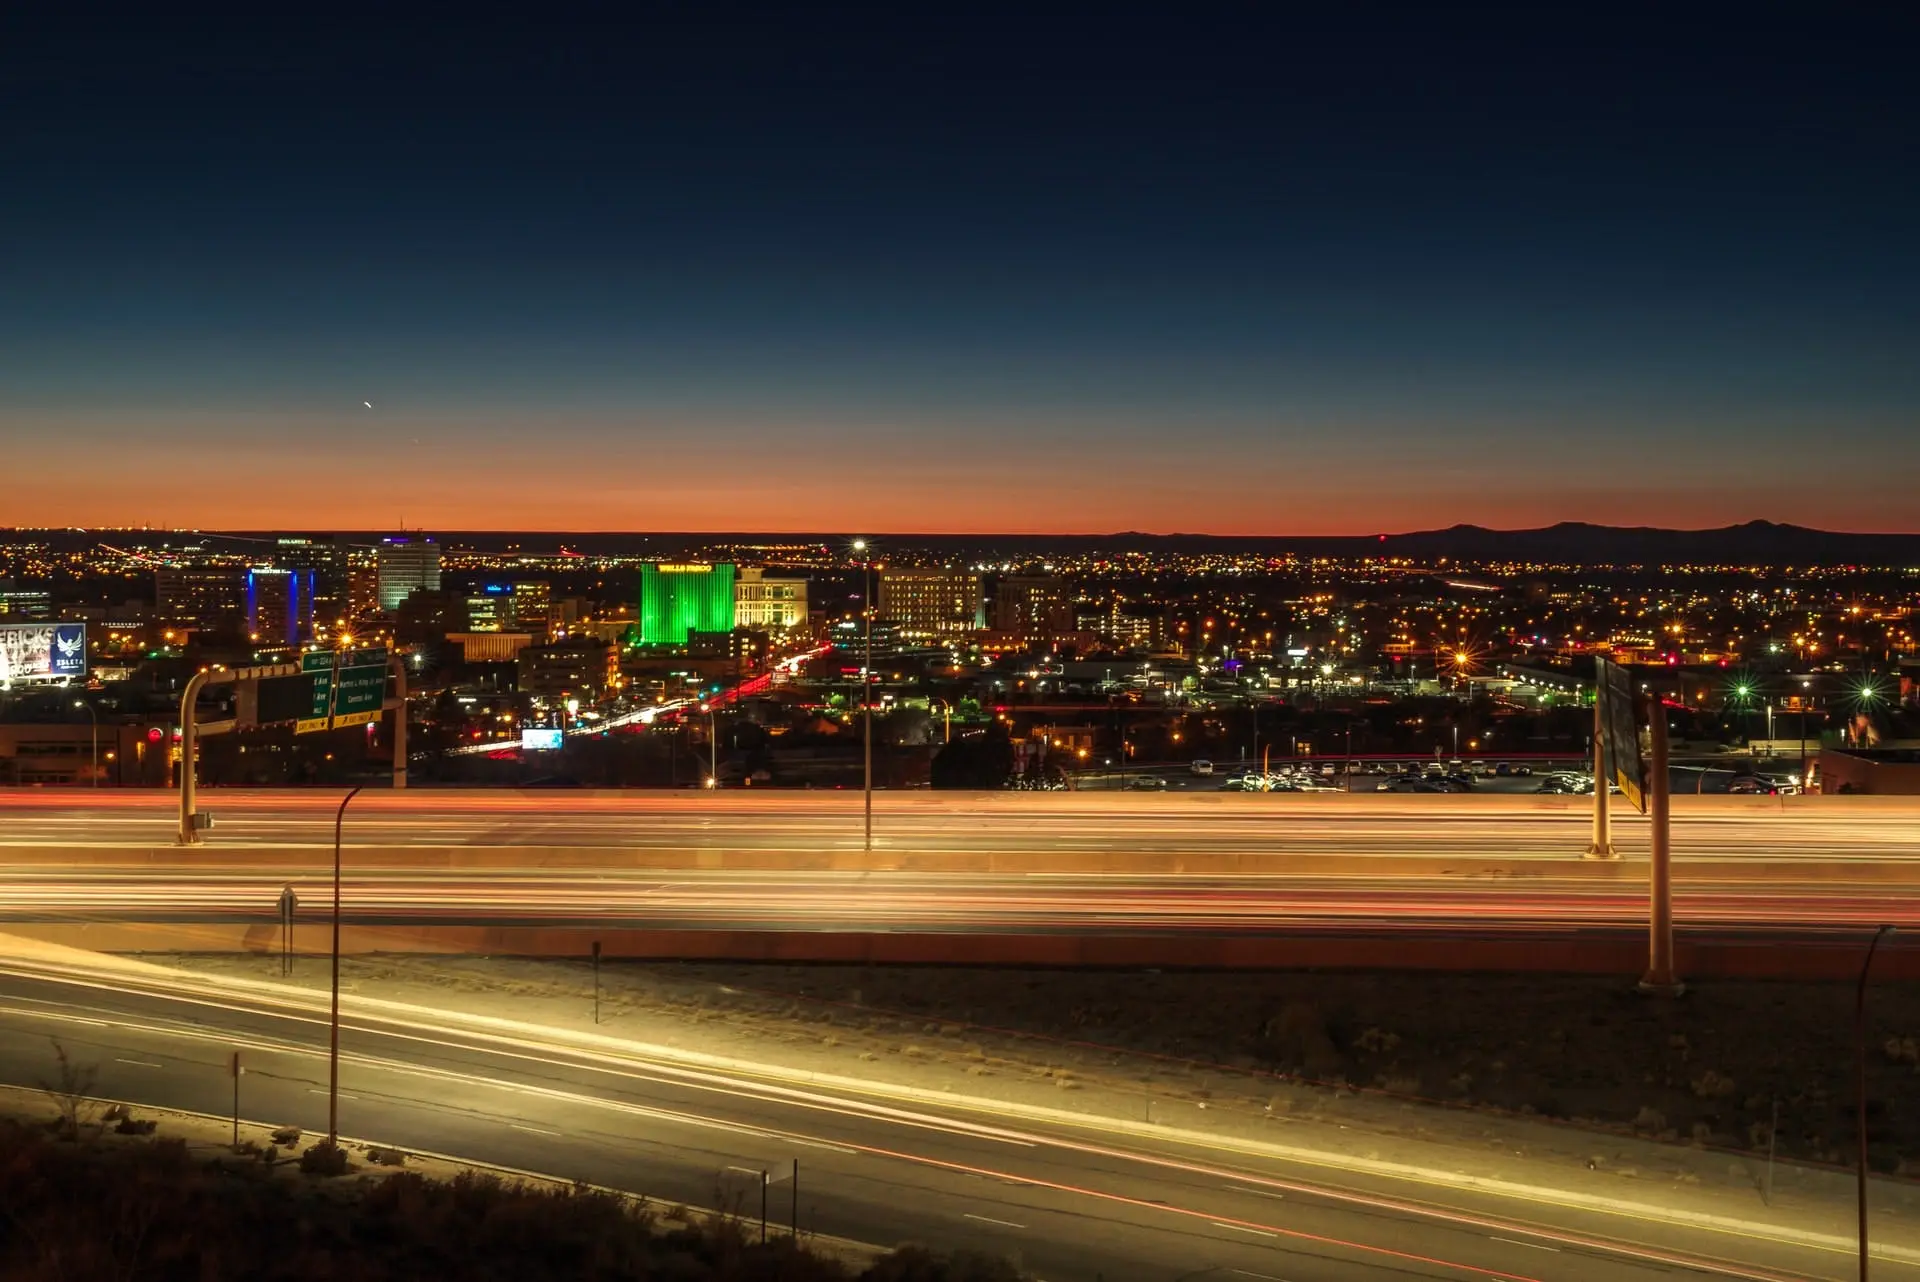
[273,536,349,629]
[518,636,615,701]
[376,536,442,611]
[245,568,316,646]
[878,568,984,640]
[734,568,809,632]
[155,566,248,632]
[0,582,53,621]
[638,563,737,644]
[992,575,1073,645]
[465,580,552,636]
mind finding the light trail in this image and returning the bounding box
[0,955,1865,1281]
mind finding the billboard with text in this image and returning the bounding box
[0,622,86,684]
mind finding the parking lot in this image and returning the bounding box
[1072,759,1588,794]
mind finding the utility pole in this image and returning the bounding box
[1639,698,1682,995]
[1588,693,1615,858]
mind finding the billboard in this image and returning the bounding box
[522,727,564,751]
[0,622,86,684]
[1596,656,1648,814]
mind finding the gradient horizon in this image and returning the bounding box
[4,12,1916,535]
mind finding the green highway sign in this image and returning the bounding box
[295,647,389,733]
[296,652,337,734]
[331,653,388,729]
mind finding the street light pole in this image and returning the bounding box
[73,698,98,788]
[176,669,210,845]
[854,540,873,852]
[1857,923,1897,1282]
[702,703,717,785]
[328,785,363,1147]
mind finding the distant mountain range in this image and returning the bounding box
[6,521,1919,566]
[1369,521,1920,565]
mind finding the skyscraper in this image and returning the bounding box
[637,563,737,644]
[376,536,442,612]
[273,536,349,629]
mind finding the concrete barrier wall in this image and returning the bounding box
[6,920,1914,982]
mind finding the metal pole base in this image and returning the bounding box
[1637,976,1687,998]
[1584,843,1618,860]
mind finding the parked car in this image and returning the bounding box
[1384,777,1445,793]
[1189,759,1214,776]
[1124,775,1169,791]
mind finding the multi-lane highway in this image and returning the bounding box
[5,788,1920,861]
[1,944,1912,1282]
[0,868,1911,938]
[2,792,1916,964]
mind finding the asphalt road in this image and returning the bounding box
[4,789,1916,863]
[0,869,1913,939]
[0,956,1901,1282]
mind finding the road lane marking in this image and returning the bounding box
[791,1137,857,1154]
[114,1058,163,1068]
[1213,1222,1279,1238]
[511,1124,560,1137]
[1230,1271,1293,1281]
[963,1213,1025,1230]
[307,1089,358,1100]
[1225,1183,1286,1200]
[1490,1237,1561,1253]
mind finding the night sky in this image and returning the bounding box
[4,10,1916,533]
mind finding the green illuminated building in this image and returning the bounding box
[637,562,737,644]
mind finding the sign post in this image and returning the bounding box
[1639,694,1683,996]
[1587,676,1615,859]
[1596,658,1680,995]
[278,884,298,976]
[230,1050,242,1148]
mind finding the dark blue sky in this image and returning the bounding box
[4,8,1916,532]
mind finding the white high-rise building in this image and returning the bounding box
[734,568,810,632]
[376,536,441,612]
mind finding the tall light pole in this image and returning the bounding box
[72,698,98,788]
[328,785,364,1148]
[700,702,717,786]
[853,539,873,852]
[1857,923,1897,1282]
[930,698,951,743]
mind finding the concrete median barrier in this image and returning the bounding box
[2,919,1916,981]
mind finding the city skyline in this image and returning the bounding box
[5,11,1917,533]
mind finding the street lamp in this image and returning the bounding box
[699,702,717,786]
[929,698,951,744]
[1857,923,1897,1282]
[72,698,98,788]
[328,785,364,1149]
[852,539,873,851]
